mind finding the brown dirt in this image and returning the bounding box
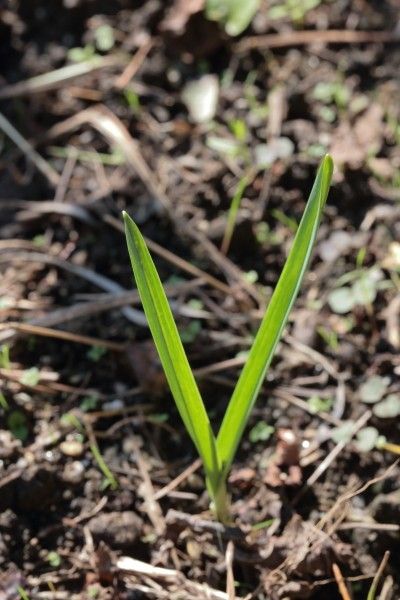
[1,1,400,599]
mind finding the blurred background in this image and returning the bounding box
[0,1,400,599]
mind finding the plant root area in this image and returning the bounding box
[0,1,400,599]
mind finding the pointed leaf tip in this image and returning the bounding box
[322,154,334,175]
[122,210,131,224]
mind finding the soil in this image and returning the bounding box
[1,1,400,599]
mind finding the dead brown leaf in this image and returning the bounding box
[261,515,354,594]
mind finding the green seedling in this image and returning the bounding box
[124,156,333,521]
[68,44,99,63]
[89,440,118,491]
[229,118,248,142]
[313,80,350,110]
[206,133,249,162]
[19,367,40,387]
[312,78,350,123]
[317,325,339,351]
[180,320,202,343]
[359,375,400,419]
[307,395,333,414]
[124,88,141,114]
[7,410,29,442]
[94,24,115,52]
[17,587,30,600]
[336,422,400,455]
[206,0,261,36]
[0,391,9,411]
[87,345,108,362]
[60,411,118,490]
[271,207,298,233]
[328,266,391,314]
[80,394,100,412]
[48,146,125,166]
[46,550,62,568]
[221,174,249,254]
[0,344,10,368]
[249,421,274,443]
[269,0,322,23]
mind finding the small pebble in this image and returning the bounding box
[0,430,21,459]
[60,440,84,458]
[182,74,219,124]
[62,461,85,484]
[102,399,124,411]
[254,137,294,168]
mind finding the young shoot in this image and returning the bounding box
[123,155,333,522]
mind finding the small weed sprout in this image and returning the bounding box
[124,156,333,522]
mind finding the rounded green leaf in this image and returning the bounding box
[355,427,379,453]
[373,394,400,418]
[360,376,390,404]
[328,287,355,314]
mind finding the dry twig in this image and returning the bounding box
[0,111,60,186]
[236,29,400,53]
[332,563,352,600]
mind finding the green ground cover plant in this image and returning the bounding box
[124,155,333,522]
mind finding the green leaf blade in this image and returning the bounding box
[123,213,220,487]
[216,155,333,478]
[206,0,261,36]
